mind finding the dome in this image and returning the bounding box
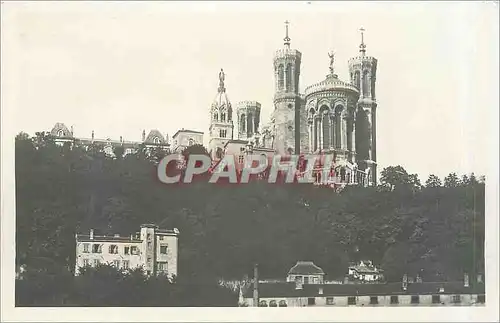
[50,122,73,138]
[212,91,232,111]
[304,73,359,98]
[145,129,166,144]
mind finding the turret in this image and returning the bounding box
[348,27,378,185]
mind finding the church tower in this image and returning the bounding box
[348,28,378,185]
[236,101,261,140]
[272,21,302,155]
[209,69,234,160]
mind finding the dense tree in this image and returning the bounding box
[444,172,460,188]
[425,174,442,188]
[15,132,485,306]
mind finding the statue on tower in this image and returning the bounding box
[219,68,225,88]
[328,51,335,74]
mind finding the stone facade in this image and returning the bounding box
[210,24,379,187]
[172,129,204,153]
[75,224,179,279]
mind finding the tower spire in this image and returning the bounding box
[283,20,291,48]
[359,26,366,55]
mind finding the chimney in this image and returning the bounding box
[91,130,95,141]
[464,273,469,287]
[253,264,259,307]
[477,274,483,283]
[120,136,123,143]
[402,274,408,291]
[90,229,94,240]
[142,130,146,141]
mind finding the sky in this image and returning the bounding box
[2,1,499,180]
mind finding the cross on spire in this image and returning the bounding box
[284,20,291,48]
[359,26,366,55]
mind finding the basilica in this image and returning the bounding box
[209,23,378,186]
[49,22,378,187]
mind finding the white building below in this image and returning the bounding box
[75,224,179,279]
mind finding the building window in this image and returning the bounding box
[113,260,120,268]
[390,295,399,304]
[130,246,139,255]
[92,244,102,254]
[221,112,226,122]
[452,295,461,304]
[157,262,167,272]
[477,295,485,303]
[109,245,118,254]
[348,297,356,305]
[188,138,194,146]
[83,243,90,253]
[57,130,64,137]
[432,295,441,304]
[258,300,267,307]
[326,297,334,305]
[238,155,245,164]
[269,300,277,307]
[147,241,152,248]
[160,246,168,254]
[278,300,287,307]
[124,246,130,255]
[304,276,310,284]
[123,260,130,269]
[219,129,227,138]
[308,297,315,306]
[82,259,89,267]
[370,296,378,305]
[411,295,419,304]
[93,259,100,267]
[159,236,164,240]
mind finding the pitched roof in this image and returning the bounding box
[288,261,325,275]
[172,129,204,138]
[243,282,486,298]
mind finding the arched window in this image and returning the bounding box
[362,70,369,97]
[188,138,194,146]
[279,300,287,307]
[258,300,268,307]
[277,64,284,90]
[354,71,361,89]
[57,130,64,137]
[240,114,246,133]
[216,147,223,159]
[335,105,343,149]
[221,112,226,122]
[319,106,330,149]
[314,117,319,151]
[247,113,253,135]
[153,137,160,144]
[269,300,278,307]
[214,112,218,121]
[285,63,293,91]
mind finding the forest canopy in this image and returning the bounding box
[16,132,485,286]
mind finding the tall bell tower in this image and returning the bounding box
[209,69,234,160]
[272,20,302,155]
[348,27,378,185]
